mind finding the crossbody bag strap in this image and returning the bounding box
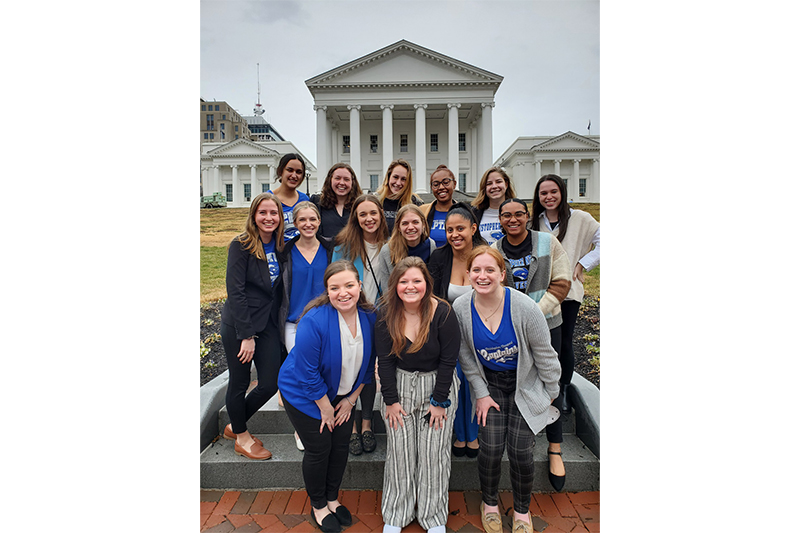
[364,249,382,297]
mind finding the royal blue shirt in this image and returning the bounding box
[268,190,310,241]
[287,245,328,322]
[471,288,519,371]
[430,209,448,248]
[262,240,280,284]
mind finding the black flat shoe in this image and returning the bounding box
[312,509,342,533]
[331,504,352,526]
[465,445,479,458]
[361,430,377,453]
[349,432,362,455]
[452,444,466,457]
[547,449,566,492]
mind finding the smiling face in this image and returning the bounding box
[254,199,281,242]
[499,201,529,240]
[446,213,476,252]
[356,200,381,237]
[430,169,455,204]
[388,164,409,195]
[294,207,320,239]
[398,212,423,247]
[396,267,426,307]
[469,253,505,296]
[331,167,353,199]
[280,159,305,190]
[537,179,562,212]
[485,171,508,201]
[327,270,361,315]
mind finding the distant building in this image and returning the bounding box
[243,115,285,142]
[200,99,251,144]
[494,132,600,203]
[200,138,317,207]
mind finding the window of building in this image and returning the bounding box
[204,132,209,140]
[210,133,214,140]
[215,105,219,111]
[579,179,586,197]
[234,125,238,132]
[244,183,251,202]
[235,135,239,140]
[459,133,466,152]
[430,133,438,152]
[370,135,378,153]
[220,123,225,130]
[343,135,350,154]
[400,134,408,152]
[225,183,233,202]
[222,114,226,120]
[206,115,214,130]
[262,183,269,193]
[221,131,225,140]
[370,174,379,192]
[459,173,466,191]
[201,104,206,111]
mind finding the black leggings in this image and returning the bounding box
[221,321,282,434]
[559,300,580,386]
[284,396,354,509]
[545,325,563,445]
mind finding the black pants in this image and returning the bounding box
[559,300,580,386]
[284,396,354,509]
[353,381,376,427]
[221,321,282,434]
[545,325,563,445]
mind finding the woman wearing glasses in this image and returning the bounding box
[420,165,456,248]
[491,198,571,491]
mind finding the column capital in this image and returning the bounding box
[573,158,582,163]
[230,164,238,169]
[554,159,562,163]
[447,103,461,109]
[347,104,361,111]
[413,103,428,110]
[592,158,599,163]
[313,104,327,111]
[380,104,394,110]
[534,159,542,165]
[249,164,257,169]
[481,102,496,109]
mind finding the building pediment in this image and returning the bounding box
[532,131,599,152]
[306,40,502,91]
[207,138,280,157]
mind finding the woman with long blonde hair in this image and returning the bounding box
[375,158,423,233]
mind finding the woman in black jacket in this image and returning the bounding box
[220,192,286,460]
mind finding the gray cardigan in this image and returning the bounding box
[452,287,561,434]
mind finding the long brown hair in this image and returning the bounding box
[378,257,448,358]
[301,260,375,318]
[471,167,517,211]
[387,204,429,264]
[334,194,389,265]
[317,163,363,210]
[531,174,570,242]
[232,192,285,259]
[376,158,416,205]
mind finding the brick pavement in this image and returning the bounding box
[200,489,599,532]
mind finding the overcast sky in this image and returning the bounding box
[200,0,599,166]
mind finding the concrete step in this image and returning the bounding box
[200,432,598,492]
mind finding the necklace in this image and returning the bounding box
[476,293,503,323]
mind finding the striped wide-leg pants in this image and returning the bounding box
[380,369,459,530]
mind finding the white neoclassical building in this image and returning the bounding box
[200,139,317,207]
[494,132,600,203]
[305,40,502,194]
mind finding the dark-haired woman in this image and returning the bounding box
[531,175,600,415]
[492,197,571,491]
[278,260,377,533]
[471,167,518,245]
[220,192,286,461]
[310,163,363,240]
[377,257,460,533]
[331,194,390,455]
[375,159,423,233]
[269,153,311,242]
[420,165,456,248]
[279,201,334,451]
[428,202,485,459]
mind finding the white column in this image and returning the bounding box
[534,160,542,183]
[250,164,258,198]
[231,165,240,206]
[592,158,600,202]
[315,105,329,180]
[214,165,221,195]
[269,164,276,186]
[571,159,581,202]
[447,103,460,181]
[330,123,339,169]
[481,102,495,171]
[554,159,561,176]
[470,121,478,191]
[201,167,209,195]
[381,104,394,174]
[414,104,428,193]
[348,105,362,182]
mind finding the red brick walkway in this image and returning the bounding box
[200,489,599,532]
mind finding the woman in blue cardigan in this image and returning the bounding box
[278,260,377,533]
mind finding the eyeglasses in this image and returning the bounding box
[499,211,528,221]
[431,178,453,189]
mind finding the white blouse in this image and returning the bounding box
[337,311,364,395]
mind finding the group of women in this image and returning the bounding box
[219,153,600,533]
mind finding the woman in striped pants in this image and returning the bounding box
[376,257,460,533]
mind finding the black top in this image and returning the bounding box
[376,300,460,405]
[501,232,533,292]
[427,245,454,300]
[383,195,423,233]
[310,194,350,241]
